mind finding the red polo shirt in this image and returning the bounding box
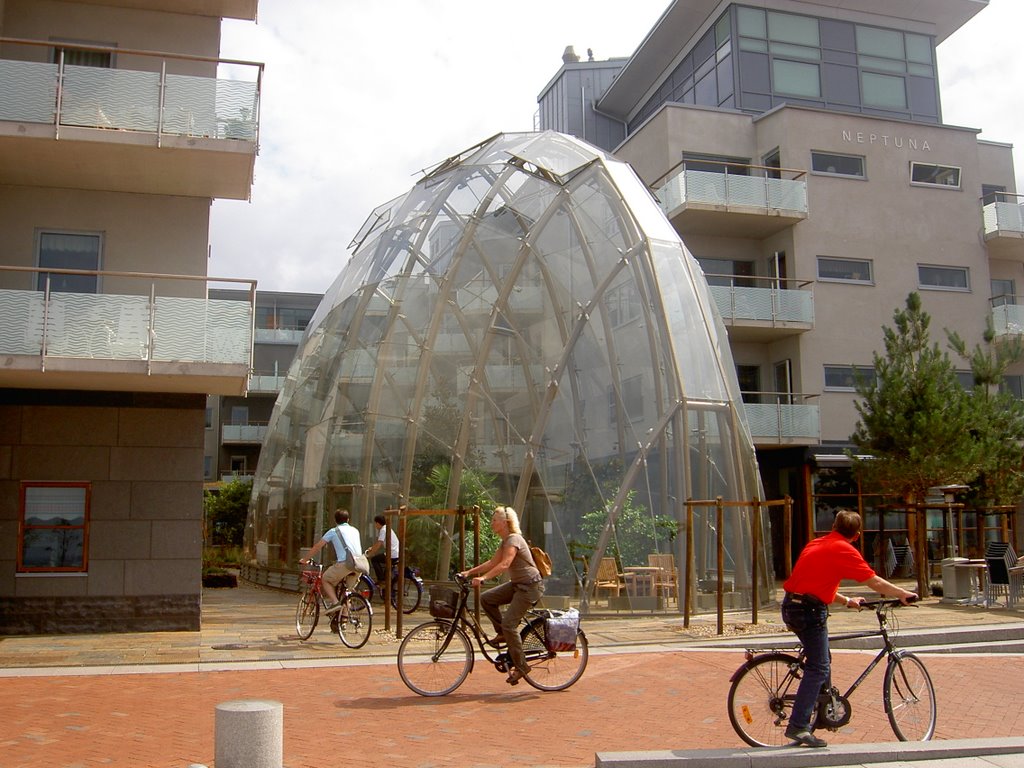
[783,531,875,604]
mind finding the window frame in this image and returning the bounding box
[817,256,873,284]
[35,229,103,294]
[18,481,91,574]
[824,364,876,391]
[918,264,969,292]
[810,151,866,179]
[910,162,961,189]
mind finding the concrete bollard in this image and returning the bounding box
[214,699,283,768]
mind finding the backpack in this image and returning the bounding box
[530,544,552,578]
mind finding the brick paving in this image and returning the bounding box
[2,647,1023,767]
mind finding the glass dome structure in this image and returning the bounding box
[246,131,771,612]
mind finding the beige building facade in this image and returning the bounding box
[0,0,260,633]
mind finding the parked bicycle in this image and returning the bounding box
[727,598,936,747]
[295,562,373,649]
[350,562,424,614]
[397,573,588,696]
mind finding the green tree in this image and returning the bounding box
[203,478,251,547]
[851,292,984,500]
[580,489,677,568]
[947,317,1024,505]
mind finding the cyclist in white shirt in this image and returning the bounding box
[365,514,399,583]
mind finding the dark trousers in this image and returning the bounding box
[781,596,830,731]
[370,553,396,582]
[480,580,544,674]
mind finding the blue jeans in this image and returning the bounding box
[781,596,830,731]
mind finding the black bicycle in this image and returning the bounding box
[351,562,424,614]
[396,573,588,696]
[727,598,936,747]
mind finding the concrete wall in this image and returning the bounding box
[0,390,206,633]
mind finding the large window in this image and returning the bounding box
[824,364,875,391]
[19,483,90,572]
[910,163,961,189]
[606,282,641,328]
[817,256,872,283]
[609,374,644,423]
[36,231,102,293]
[773,59,820,98]
[811,151,865,178]
[918,264,968,291]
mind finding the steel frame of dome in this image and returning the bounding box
[246,131,772,612]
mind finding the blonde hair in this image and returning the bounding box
[492,505,521,535]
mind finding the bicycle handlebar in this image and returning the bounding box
[858,596,917,610]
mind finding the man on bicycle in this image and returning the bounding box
[365,514,398,584]
[458,506,544,684]
[301,508,363,615]
[782,509,916,747]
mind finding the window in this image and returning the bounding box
[955,370,975,391]
[918,264,968,291]
[861,72,906,109]
[696,257,755,288]
[609,375,644,423]
[19,483,90,572]
[606,282,641,328]
[817,256,872,283]
[824,365,875,391]
[1001,375,1023,400]
[910,163,961,188]
[204,455,213,479]
[991,278,1015,307]
[36,231,101,293]
[811,151,865,178]
[230,405,249,425]
[205,407,213,428]
[737,365,761,403]
[982,184,1008,205]
[773,59,820,98]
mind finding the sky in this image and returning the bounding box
[209,0,1024,295]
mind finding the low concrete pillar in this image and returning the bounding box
[215,699,283,768]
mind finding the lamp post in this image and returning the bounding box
[937,484,969,558]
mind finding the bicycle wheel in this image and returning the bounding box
[884,652,936,741]
[355,574,376,603]
[397,620,472,697]
[295,585,319,640]
[336,593,372,649]
[727,652,802,747]
[391,577,423,614]
[520,618,589,692]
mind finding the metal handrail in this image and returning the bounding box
[652,159,807,190]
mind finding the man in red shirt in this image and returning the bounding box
[781,510,916,747]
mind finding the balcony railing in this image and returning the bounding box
[982,193,1024,261]
[0,265,255,386]
[654,162,808,217]
[222,423,267,443]
[705,274,814,326]
[0,36,262,142]
[741,392,820,444]
[991,295,1024,337]
[249,373,288,393]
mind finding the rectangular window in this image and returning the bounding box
[230,405,249,425]
[811,151,865,178]
[606,282,641,328]
[955,370,975,391]
[36,231,101,293]
[991,278,1015,306]
[773,59,821,98]
[817,256,872,283]
[824,364,875,391]
[911,162,961,188]
[19,482,90,572]
[1001,375,1023,400]
[918,264,969,291]
[609,375,644,423]
[861,72,906,109]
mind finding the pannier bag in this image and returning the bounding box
[429,585,460,619]
[542,608,580,652]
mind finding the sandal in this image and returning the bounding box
[506,666,530,685]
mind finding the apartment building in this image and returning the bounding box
[204,290,320,485]
[0,0,261,633]
[538,0,1022,573]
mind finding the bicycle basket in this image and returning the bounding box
[542,608,580,652]
[429,585,459,619]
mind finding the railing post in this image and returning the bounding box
[54,49,65,139]
[751,498,761,625]
[157,59,166,145]
[716,495,724,636]
[684,500,694,628]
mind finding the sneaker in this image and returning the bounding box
[324,601,343,615]
[506,666,530,685]
[784,725,827,748]
[485,635,506,648]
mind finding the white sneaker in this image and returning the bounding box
[324,601,343,614]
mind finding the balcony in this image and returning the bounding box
[705,275,814,341]
[654,162,808,238]
[0,37,262,200]
[0,266,254,395]
[982,194,1024,261]
[254,327,306,345]
[222,422,267,444]
[991,297,1024,339]
[60,1,258,20]
[741,393,820,446]
[249,373,288,394]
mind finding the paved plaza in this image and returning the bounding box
[1,584,1022,768]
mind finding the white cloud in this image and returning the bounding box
[210,0,1024,293]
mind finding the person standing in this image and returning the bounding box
[458,506,544,684]
[781,509,916,747]
[365,514,399,583]
[301,508,363,614]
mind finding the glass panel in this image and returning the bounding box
[911,163,961,187]
[824,365,874,390]
[739,38,768,53]
[737,7,766,38]
[772,60,820,98]
[859,55,906,74]
[861,72,906,109]
[37,232,100,293]
[905,33,932,64]
[817,256,872,282]
[908,63,933,77]
[715,12,731,47]
[768,11,819,46]
[770,42,820,61]
[856,26,904,58]
[21,528,85,568]
[918,265,968,289]
[811,151,864,177]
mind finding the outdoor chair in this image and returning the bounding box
[984,541,1023,608]
[647,553,679,601]
[593,557,625,603]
